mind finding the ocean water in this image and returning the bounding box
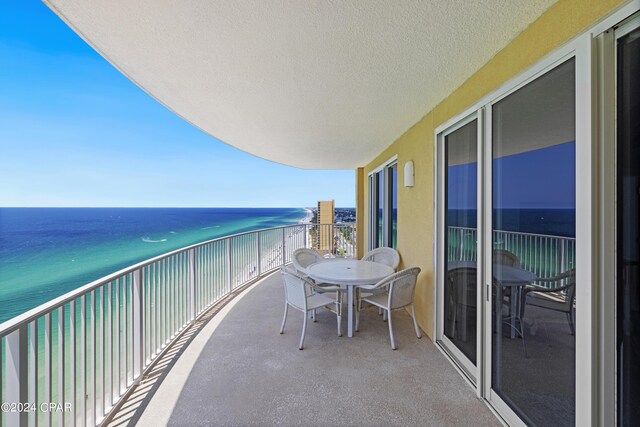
[448,208,576,238]
[0,208,306,323]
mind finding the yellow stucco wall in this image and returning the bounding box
[359,0,627,339]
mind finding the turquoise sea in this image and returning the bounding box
[0,208,306,323]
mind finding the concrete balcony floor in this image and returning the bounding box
[137,271,499,426]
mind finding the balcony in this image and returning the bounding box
[132,270,498,426]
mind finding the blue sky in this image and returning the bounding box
[0,2,355,208]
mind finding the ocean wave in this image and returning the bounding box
[169,231,177,234]
[201,226,220,230]
[141,236,167,243]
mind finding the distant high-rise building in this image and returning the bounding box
[317,200,334,254]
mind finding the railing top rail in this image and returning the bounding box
[448,225,575,241]
[0,222,355,337]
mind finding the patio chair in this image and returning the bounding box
[493,249,520,267]
[292,248,344,321]
[355,267,422,350]
[492,249,520,312]
[446,267,477,341]
[359,247,401,317]
[292,248,324,274]
[361,247,401,270]
[279,266,342,349]
[522,269,576,335]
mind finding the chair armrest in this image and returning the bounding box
[525,282,574,294]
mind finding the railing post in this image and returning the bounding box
[5,325,28,427]
[560,240,566,277]
[282,227,286,265]
[57,306,66,427]
[28,321,38,427]
[132,268,143,379]
[257,232,262,276]
[303,224,308,249]
[226,238,232,293]
[188,248,196,321]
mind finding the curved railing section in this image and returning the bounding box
[0,223,356,427]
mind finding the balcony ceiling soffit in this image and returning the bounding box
[45,0,557,169]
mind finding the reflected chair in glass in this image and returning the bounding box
[446,267,477,342]
[493,249,521,267]
[279,266,342,349]
[292,248,344,322]
[355,267,422,350]
[493,248,520,318]
[522,269,576,335]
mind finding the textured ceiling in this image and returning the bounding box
[45,0,557,169]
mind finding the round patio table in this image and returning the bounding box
[307,259,394,337]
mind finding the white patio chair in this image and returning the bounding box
[361,247,400,270]
[355,267,422,350]
[292,247,325,274]
[279,267,342,349]
[292,248,343,321]
[359,247,401,317]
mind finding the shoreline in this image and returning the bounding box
[298,208,313,224]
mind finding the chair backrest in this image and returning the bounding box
[374,267,421,310]
[362,247,401,271]
[292,248,324,273]
[538,269,576,309]
[281,266,312,310]
[493,249,520,267]
[446,267,477,308]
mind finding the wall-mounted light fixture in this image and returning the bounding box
[404,160,414,187]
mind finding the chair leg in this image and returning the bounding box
[279,303,288,334]
[299,310,308,350]
[355,297,360,332]
[387,309,396,350]
[411,304,422,339]
[312,308,317,322]
[567,310,575,336]
[337,299,342,337]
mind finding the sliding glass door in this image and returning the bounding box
[617,22,640,427]
[437,116,480,379]
[489,58,576,425]
[436,55,580,425]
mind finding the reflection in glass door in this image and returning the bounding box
[443,119,479,370]
[490,58,576,425]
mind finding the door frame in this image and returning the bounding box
[597,10,640,426]
[434,111,483,385]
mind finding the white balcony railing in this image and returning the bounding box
[447,226,576,280]
[0,223,356,427]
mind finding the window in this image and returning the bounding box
[369,159,398,250]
